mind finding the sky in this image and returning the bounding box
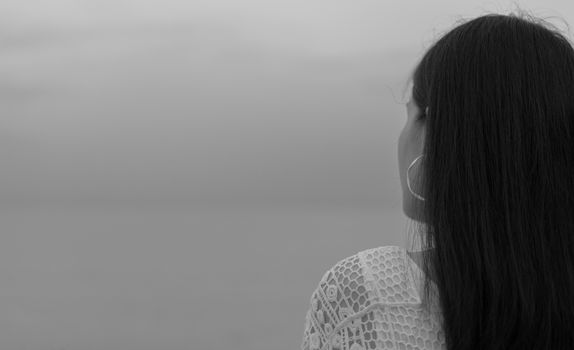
[1,0,573,207]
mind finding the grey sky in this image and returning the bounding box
[1,1,572,206]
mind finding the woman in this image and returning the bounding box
[301,10,574,350]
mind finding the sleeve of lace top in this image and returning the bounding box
[300,252,378,350]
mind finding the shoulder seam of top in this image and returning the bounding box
[357,249,382,303]
[319,246,414,350]
[327,246,411,347]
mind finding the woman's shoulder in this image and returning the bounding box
[329,245,405,268]
[302,246,433,349]
[359,244,406,258]
[317,245,419,305]
[317,245,405,284]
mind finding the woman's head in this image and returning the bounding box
[399,9,574,349]
[400,10,574,222]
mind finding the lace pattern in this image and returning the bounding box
[301,246,445,350]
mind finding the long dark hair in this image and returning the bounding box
[405,9,574,349]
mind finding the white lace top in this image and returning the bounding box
[300,245,446,350]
